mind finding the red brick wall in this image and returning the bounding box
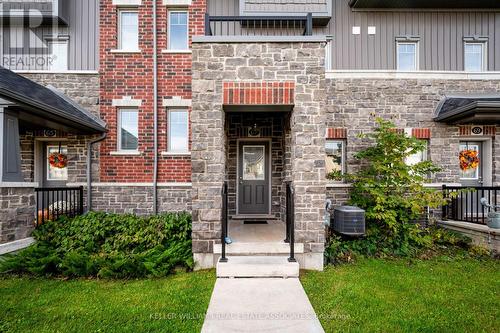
[99,0,206,182]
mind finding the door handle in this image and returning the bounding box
[239,176,243,184]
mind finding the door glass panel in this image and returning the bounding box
[47,146,68,181]
[243,146,265,180]
[459,143,480,180]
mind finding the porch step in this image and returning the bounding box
[216,256,299,278]
[214,242,304,255]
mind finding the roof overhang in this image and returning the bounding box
[0,67,106,134]
[433,97,500,125]
[349,0,500,9]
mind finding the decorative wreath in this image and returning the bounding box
[459,149,479,171]
[48,152,68,169]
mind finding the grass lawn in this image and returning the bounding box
[0,270,216,333]
[301,256,500,333]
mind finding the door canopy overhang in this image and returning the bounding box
[223,82,294,112]
[433,95,500,125]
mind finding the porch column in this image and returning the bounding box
[191,78,226,269]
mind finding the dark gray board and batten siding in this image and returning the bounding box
[207,0,500,71]
[0,0,99,71]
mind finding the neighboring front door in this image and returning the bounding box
[238,141,270,215]
[42,143,68,188]
[459,141,483,187]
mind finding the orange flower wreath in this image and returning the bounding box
[48,152,68,169]
[459,149,479,171]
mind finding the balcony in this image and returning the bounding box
[204,13,314,37]
[0,0,69,25]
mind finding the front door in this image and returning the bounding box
[459,141,483,187]
[238,141,270,215]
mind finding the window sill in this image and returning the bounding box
[110,150,142,156]
[161,151,191,156]
[110,49,142,54]
[161,49,191,54]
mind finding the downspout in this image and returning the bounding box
[86,133,107,212]
[152,0,159,214]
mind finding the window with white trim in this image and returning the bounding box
[396,42,418,71]
[118,109,139,151]
[48,40,68,71]
[168,109,189,152]
[464,42,487,72]
[47,145,68,181]
[118,10,139,51]
[326,140,345,180]
[168,11,188,50]
[406,140,428,166]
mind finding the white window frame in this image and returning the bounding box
[167,109,189,153]
[47,39,68,71]
[464,42,487,72]
[325,37,333,70]
[167,10,189,51]
[118,9,139,51]
[396,41,419,71]
[118,108,139,151]
[406,140,428,166]
[326,140,346,177]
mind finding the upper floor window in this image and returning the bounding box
[118,10,139,51]
[168,11,188,50]
[118,109,139,151]
[464,42,487,72]
[396,42,418,71]
[48,40,68,71]
[168,109,189,152]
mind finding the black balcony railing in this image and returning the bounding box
[35,186,84,226]
[205,13,313,37]
[442,185,500,225]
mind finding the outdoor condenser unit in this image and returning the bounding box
[333,206,365,236]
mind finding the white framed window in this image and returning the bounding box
[397,42,418,71]
[464,42,487,72]
[325,38,332,70]
[48,40,68,71]
[326,140,345,179]
[406,140,428,166]
[118,10,139,51]
[168,109,189,152]
[47,145,68,181]
[118,109,139,151]
[168,11,188,50]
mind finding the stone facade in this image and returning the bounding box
[0,188,36,243]
[191,41,326,269]
[90,185,191,215]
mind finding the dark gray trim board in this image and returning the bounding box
[349,0,500,9]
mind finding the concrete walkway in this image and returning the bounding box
[201,278,324,333]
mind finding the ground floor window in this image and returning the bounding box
[168,109,189,153]
[326,140,345,180]
[118,109,139,151]
[406,140,428,166]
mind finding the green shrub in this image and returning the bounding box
[0,212,193,278]
[325,118,485,264]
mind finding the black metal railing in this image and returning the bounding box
[205,13,313,37]
[442,185,499,225]
[35,186,84,226]
[220,181,229,263]
[285,181,296,262]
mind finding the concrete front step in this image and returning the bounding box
[216,256,300,278]
[214,242,304,255]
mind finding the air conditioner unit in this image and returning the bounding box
[333,206,365,236]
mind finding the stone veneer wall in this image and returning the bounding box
[0,188,36,243]
[90,185,191,215]
[192,41,326,269]
[325,78,500,205]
